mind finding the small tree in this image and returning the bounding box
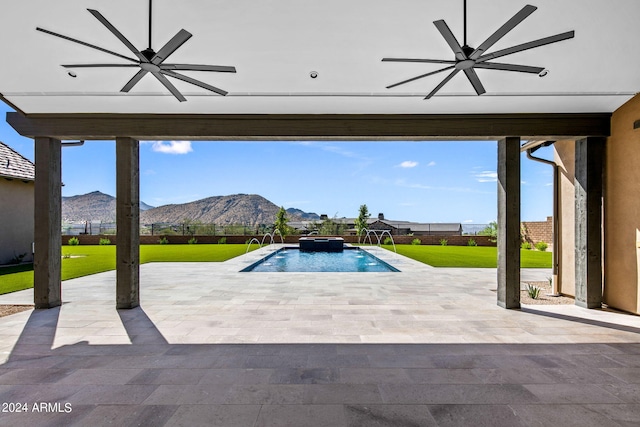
[479,221,498,243]
[274,206,291,239]
[354,204,370,242]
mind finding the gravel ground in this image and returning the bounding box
[522,281,574,305]
[0,305,33,318]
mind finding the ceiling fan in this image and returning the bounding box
[383,1,574,99]
[36,0,236,102]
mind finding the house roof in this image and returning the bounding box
[0,142,35,181]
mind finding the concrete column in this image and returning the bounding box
[497,137,521,309]
[116,137,140,309]
[575,137,605,308]
[33,137,62,309]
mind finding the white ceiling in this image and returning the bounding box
[1,0,639,114]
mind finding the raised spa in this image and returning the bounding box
[241,247,399,273]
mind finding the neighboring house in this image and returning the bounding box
[0,142,34,264]
[289,212,463,236]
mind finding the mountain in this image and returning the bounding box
[141,194,294,226]
[62,191,154,223]
[63,192,316,226]
[287,208,321,221]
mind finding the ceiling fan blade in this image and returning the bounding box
[382,58,457,64]
[463,68,486,96]
[433,20,466,60]
[121,69,149,92]
[386,65,455,89]
[162,70,228,96]
[36,27,139,63]
[152,71,187,101]
[151,29,192,65]
[62,64,140,68]
[87,9,147,62]
[161,64,237,73]
[474,62,544,74]
[469,4,537,60]
[476,31,575,63]
[425,69,460,99]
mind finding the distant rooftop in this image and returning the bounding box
[0,142,35,181]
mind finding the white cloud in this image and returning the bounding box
[427,161,436,167]
[473,171,498,182]
[463,219,474,223]
[398,161,418,168]
[150,141,193,155]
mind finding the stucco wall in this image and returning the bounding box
[555,140,576,297]
[0,178,34,264]
[603,94,640,314]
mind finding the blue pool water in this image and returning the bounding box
[242,248,399,272]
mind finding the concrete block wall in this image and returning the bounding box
[521,216,553,247]
[62,234,496,246]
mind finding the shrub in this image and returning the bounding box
[382,237,393,245]
[218,237,227,244]
[158,236,169,245]
[521,242,532,250]
[439,239,448,246]
[9,253,27,264]
[68,237,80,246]
[526,284,542,299]
[467,239,477,247]
[188,237,198,245]
[99,238,111,245]
[535,241,548,252]
[411,238,421,245]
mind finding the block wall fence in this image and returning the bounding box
[61,234,497,246]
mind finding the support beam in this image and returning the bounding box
[33,137,62,309]
[497,137,521,309]
[7,112,611,141]
[574,137,605,308]
[116,138,140,309]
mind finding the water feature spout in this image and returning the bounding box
[245,237,262,253]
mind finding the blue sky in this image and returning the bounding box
[0,104,553,223]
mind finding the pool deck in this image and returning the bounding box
[0,246,639,426]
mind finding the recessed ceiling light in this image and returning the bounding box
[538,69,549,78]
[68,71,77,78]
[310,71,318,79]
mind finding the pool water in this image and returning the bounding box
[242,248,399,272]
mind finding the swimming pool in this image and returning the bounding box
[241,248,399,272]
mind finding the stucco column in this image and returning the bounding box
[497,137,521,309]
[33,137,62,309]
[575,137,605,308]
[116,137,140,309]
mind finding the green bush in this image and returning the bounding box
[158,236,169,245]
[218,237,227,244]
[439,239,448,246]
[99,238,111,245]
[411,238,421,245]
[467,239,477,247]
[521,242,532,250]
[188,237,198,245]
[535,241,548,252]
[382,237,393,245]
[68,237,80,246]
[526,284,542,299]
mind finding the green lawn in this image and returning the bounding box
[385,245,552,268]
[0,243,551,296]
[0,244,259,295]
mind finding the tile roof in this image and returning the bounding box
[0,142,35,181]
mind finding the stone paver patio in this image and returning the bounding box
[0,247,639,426]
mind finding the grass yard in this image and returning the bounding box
[386,244,552,268]
[0,244,259,295]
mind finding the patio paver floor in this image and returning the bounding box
[0,246,638,426]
